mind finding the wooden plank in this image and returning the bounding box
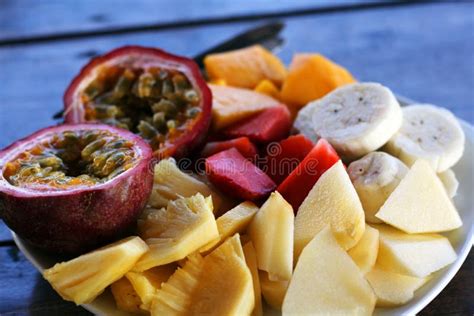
[0,244,471,314]
[0,2,472,149]
[0,245,90,314]
[277,3,474,122]
[0,0,375,42]
[0,221,13,243]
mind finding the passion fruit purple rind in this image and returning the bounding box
[0,123,154,254]
[64,46,213,159]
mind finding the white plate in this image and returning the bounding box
[11,120,473,316]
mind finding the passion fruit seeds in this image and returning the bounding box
[64,46,212,158]
[82,66,201,150]
[4,129,137,190]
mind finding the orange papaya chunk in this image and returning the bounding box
[255,79,281,99]
[204,45,287,89]
[210,84,280,130]
[281,54,356,109]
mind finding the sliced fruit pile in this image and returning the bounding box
[0,43,467,315]
[42,156,463,315]
[40,153,463,315]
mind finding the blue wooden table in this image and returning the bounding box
[0,1,472,314]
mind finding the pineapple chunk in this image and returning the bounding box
[282,227,376,315]
[374,224,457,278]
[43,236,148,304]
[248,192,294,281]
[151,234,254,316]
[259,271,289,311]
[134,193,219,271]
[243,242,263,316]
[294,160,365,260]
[365,267,428,307]
[201,201,259,252]
[126,264,177,311]
[150,158,226,213]
[110,277,143,314]
[348,225,379,274]
[152,254,202,315]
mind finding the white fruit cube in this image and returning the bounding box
[243,242,263,316]
[438,169,459,198]
[365,267,428,307]
[259,271,289,311]
[294,160,365,259]
[282,227,376,316]
[248,192,294,281]
[348,225,379,274]
[201,201,259,252]
[374,224,457,278]
[375,160,462,233]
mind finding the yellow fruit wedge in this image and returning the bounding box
[209,78,227,86]
[151,234,254,316]
[294,160,365,260]
[282,227,376,316]
[134,193,219,271]
[201,201,259,252]
[204,45,287,89]
[151,253,202,315]
[255,79,281,100]
[43,236,148,305]
[149,158,226,214]
[243,242,263,316]
[375,160,462,233]
[110,277,143,314]
[373,224,457,278]
[348,225,379,274]
[248,191,294,281]
[259,271,289,311]
[210,84,279,130]
[126,264,177,311]
[365,267,428,307]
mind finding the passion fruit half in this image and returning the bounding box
[64,46,212,158]
[0,123,154,254]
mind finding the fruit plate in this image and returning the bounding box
[11,119,473,315]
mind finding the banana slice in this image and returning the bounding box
[309,82,402,160]
[294,102,319,143]
[348,152,409,224]
[385,104,465,172]
[438,169,459,198]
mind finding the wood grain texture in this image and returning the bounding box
[0,2,472,149]
[0,221,13,244]
[0,0,373,42]
[0,245,89,315]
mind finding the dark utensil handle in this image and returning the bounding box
[193,21,284,68]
